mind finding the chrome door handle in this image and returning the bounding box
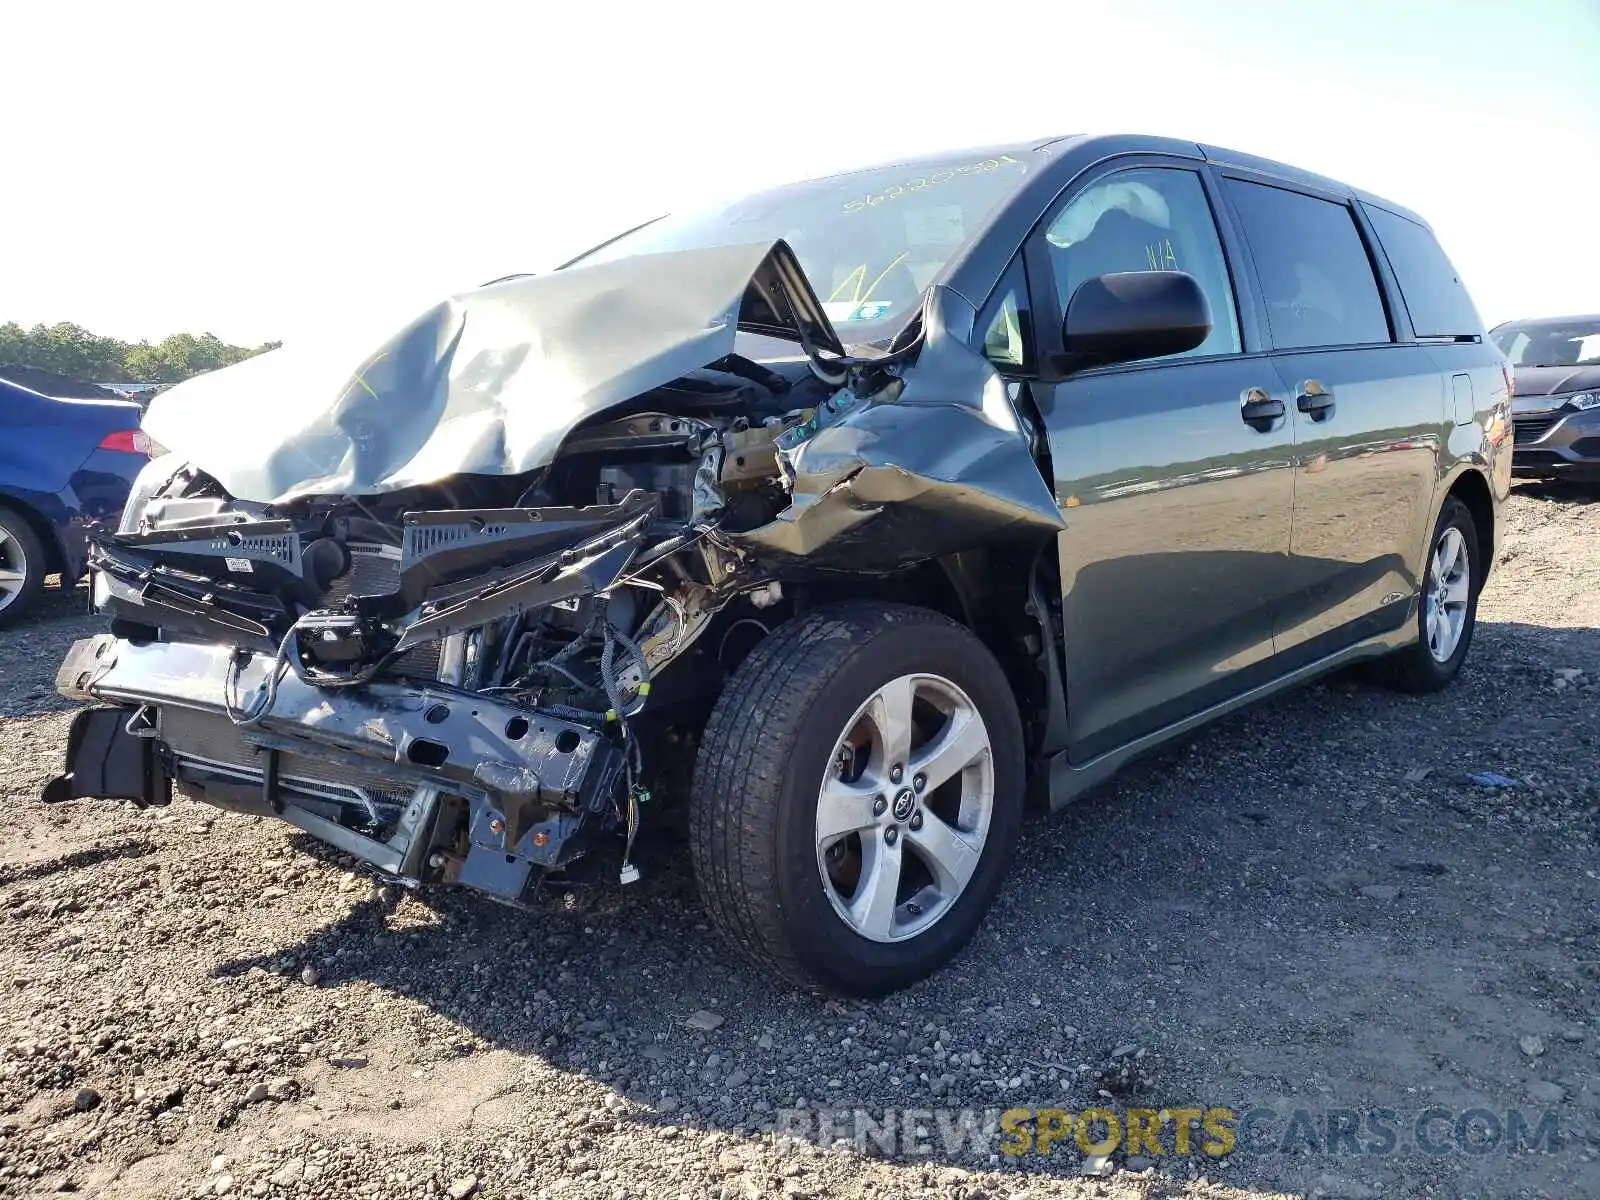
[1241,387,1285,431]
[1297,381,1334,420]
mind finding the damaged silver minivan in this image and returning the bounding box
[46,135,1510,995]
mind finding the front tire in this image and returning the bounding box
[1378,496,1481,693]
[0,506,46,629]
[690,603,1025,996]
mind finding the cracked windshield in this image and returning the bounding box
[574,150,1043,337]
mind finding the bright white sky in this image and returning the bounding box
[4,0,1597,348]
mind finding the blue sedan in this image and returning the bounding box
[0,376,151,625]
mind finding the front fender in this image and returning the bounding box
[728,305,1063,572]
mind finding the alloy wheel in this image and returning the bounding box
[814,672,994,943]
[0,527,28,616]
[1424,525,1471,663]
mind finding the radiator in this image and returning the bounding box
[160,706,416,815]
[322,542,440,679]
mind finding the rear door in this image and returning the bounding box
[1218,175,1444,659]
[1001,161,1299,763]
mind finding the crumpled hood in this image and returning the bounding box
[143,241,843,505]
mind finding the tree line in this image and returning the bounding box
[0,321,281,389]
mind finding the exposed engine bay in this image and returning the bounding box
[46,239,1064,904]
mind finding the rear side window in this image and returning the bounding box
[1364,205,1482,338]
[1224,180,1391,349]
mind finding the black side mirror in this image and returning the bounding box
[1061,271,1212,367]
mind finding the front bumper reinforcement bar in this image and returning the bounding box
[45,635,625,901]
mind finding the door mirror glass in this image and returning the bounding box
[1061,270,1212,366]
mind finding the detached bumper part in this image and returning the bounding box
[49,635,625,901]
[43,706,171,808]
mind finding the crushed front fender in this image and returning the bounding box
[729,319,1064,570]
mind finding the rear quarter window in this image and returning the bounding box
[1364,205,1482,339]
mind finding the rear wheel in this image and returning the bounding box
[690,603,1025,996]
[1377,496,1480,693]
[0,507,46,629]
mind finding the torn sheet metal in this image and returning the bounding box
[730,335,1064,569]
[142,241,843,505]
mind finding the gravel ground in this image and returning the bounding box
[1,483,1597,1200]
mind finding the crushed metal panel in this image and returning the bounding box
[730,331,1063,570]
[142,241,843,504]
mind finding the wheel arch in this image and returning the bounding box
[0,493,69,577]
[788,539,1067,767]
[1441,467,1496,584]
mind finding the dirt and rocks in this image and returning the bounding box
[0,483,1596,1200]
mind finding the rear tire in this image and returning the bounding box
[1377,496,1480,693]
[0,506,46,629]
[690,603,1025,996]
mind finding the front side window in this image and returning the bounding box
[1042,167,1242,359]
[983,290,1027,367]
[979,256,1032,370]
[1224,180,1391,349]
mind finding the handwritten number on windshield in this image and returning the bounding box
[842,155,1024,214]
